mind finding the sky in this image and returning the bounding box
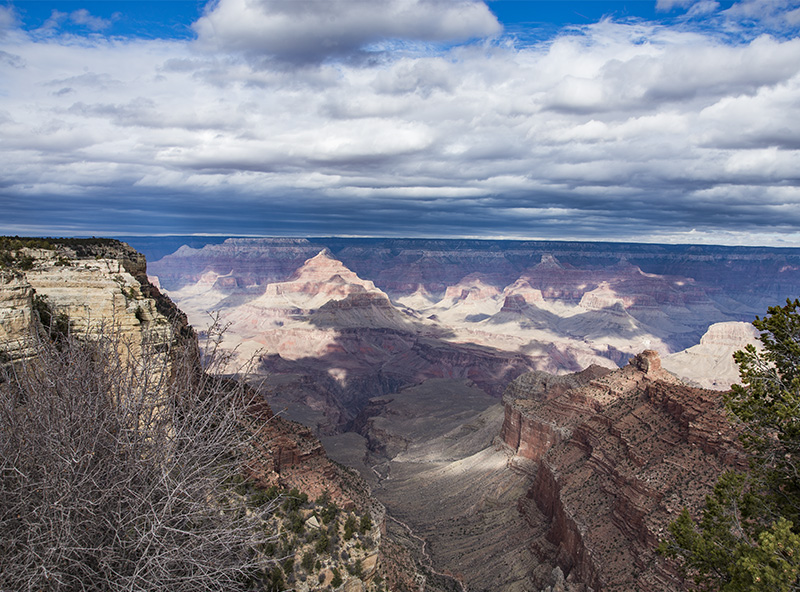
[1,0,800,246]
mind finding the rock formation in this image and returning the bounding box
[0,239,183,368]
[137,237,800,590]
[663,321,761,389]
[146,237,800,418]
[0,271,37,362]
[502,352,744,591]
[0,237,423,592]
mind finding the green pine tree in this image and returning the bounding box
[660,299,800,591]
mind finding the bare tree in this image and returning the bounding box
[0,322,277,592]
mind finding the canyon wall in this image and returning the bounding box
[0,240,184,367]
[140,237,797,590]
[502,352,745,591]
[149,237,800,326]
[0,238,421,592]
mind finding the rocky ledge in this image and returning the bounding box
[502,351,745,591]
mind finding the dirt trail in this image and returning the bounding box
[387,514,469,592]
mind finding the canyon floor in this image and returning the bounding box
[321,379,539,592]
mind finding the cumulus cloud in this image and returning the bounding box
[1,2,800,245]
[192,0,502,63]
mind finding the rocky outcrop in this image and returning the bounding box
[147,237,323,292]
[663,321,761,389]
[246,400,366,509]
[501,365,612,462]
[258,249,383,309]
[504,352,744,591]
[148,238,800,402]
[150,237,800,315]
[0,240,185,367]
[0,237,417,592]
[0,271,36,362]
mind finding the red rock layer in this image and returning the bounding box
[244,397,365,510]
[502,352,745,591]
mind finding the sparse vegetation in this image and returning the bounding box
[0,240,388,591]
[32,293,70,342]
[0,236,53,270]
[344,513,358,541]
[331,568,343,587]
[360,512,373,533]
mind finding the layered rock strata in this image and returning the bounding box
[502,352,744,591]
[0,271,37,362]
[0,240,183,367]
[146,237,800,411]
[0,238,417,592]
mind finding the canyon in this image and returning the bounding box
[6,236,800,591]
[146,237,788,431]
[143,237,800,590]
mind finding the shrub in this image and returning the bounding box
[32,293,70,342]
[331,568,343,588]
[0,323,277,591]
[360,512,372,533]
[344,514,357,541]
[301,550,316,571]
[315,533,331,555]
[283,487,308,512]
[660,299,800,591]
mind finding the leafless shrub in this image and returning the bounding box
[0,322,277,591]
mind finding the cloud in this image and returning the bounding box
[69,9,114,32]
[192,0,502,63]
[0,6,800,246]
[0,49,23,67]
[35,8,114,34]
[656,0,701,11]
[686,1,721,17]
[720,0,800,36]
[724,0,800,23]
[658,0,800,34]
[0,5,17,36]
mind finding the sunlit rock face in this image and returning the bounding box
[141,237,800,591]
[0,242,179,366]
[662,321,761,389]
[502,352,744,591]
[0,272,36,362]
[147,237,322,293]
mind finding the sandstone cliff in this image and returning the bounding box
[0,239,186,367]
[147,237,800,416]
[502,352,744,591]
